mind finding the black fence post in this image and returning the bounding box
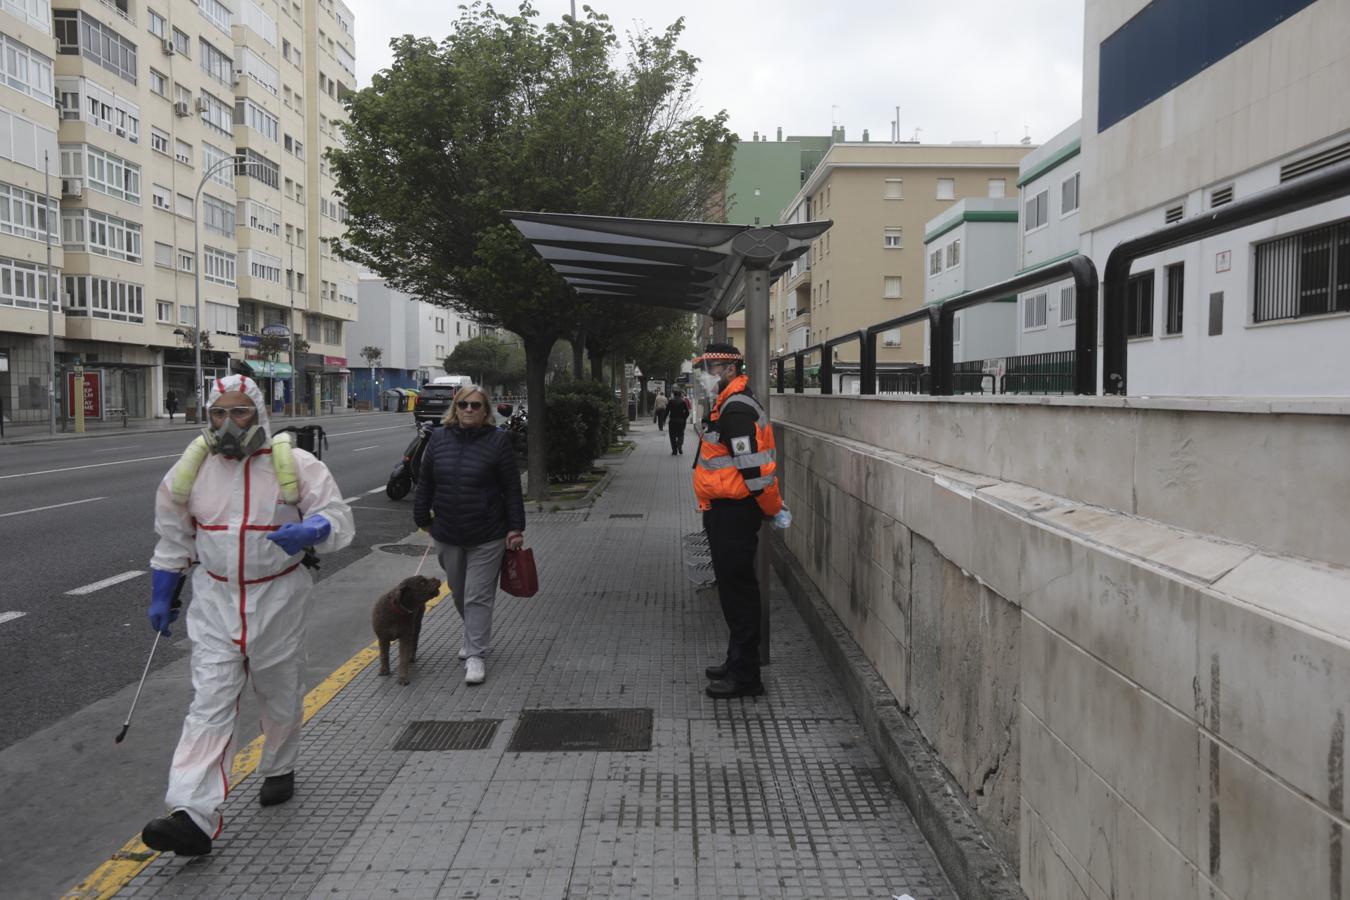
[794,353,804,394]
[1071,255,1099,395]
[926,307,948,395]
[819,346,833,395]
[859,330,876,396]
[775,357,785,394]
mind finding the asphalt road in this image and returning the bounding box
[0,411,423,750]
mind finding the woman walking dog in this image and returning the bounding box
[414,383,525,685]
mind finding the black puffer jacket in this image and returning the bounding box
[414,425,525,547]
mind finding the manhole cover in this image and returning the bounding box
[507,708,653,752]
[393,719,500,751]
[610,513,644,519]
[376,543,434,557]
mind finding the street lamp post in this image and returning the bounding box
[193,154,268,420]
[44,151,55,435]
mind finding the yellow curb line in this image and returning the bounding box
[63,583,450,900]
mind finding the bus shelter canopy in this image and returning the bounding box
[504,211,831,318]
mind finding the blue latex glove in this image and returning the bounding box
[148,569,183,636]
[267,514,331,555]
[772,506,793,530]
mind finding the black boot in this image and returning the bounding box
[705,679,765,699]
[259,772,294,806]
[704,663,728,680]
[142,810,212,856]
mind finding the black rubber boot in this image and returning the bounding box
[705,679,765,699]
[259,772,294,807]
[142,810,212,857]
[704,663,728,680]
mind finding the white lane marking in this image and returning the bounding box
[0,611,25,625]
[350,445,378,452]
[90,444,141,453]
[66,569,146,596]
[366,486,386,494]
[323,424,410,437]
[0,453,180,480]
[342,496,363,504]
[0,496,108,518]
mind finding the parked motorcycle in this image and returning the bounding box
[386,420,437,500]
[497,403,527,455]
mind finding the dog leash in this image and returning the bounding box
[413,541,432,576]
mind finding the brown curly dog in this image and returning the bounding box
[373,575,444,685]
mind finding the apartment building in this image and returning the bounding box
[1079,0,1350,396]
[774,142,1031,376]
[921,197,1019,364]
[0,0,358,425]
[350,273,488,403]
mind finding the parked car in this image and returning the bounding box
[412,382,458,424]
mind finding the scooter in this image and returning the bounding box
[497,403,527,455]
[386,420,437,500]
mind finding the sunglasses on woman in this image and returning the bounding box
[456,400,483,410]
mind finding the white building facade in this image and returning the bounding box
[921,198,1019,365]
[1014,121,1082,357]
[1080,0,1350,397]
[351,273,484,397]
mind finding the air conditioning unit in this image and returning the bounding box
[194,97,207,113]
[61,178,82,197]
[161,37,175,55]
[174,100,190,117]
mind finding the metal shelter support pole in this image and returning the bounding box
[44,151,54,434]
[711,315,728,344]
[743,264,772,667]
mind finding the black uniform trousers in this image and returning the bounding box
[703,497,764,685]
[668,420,687,452]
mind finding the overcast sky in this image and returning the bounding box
[341,0,1085,147]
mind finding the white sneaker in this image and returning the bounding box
[458,647,491,660]
[464,656,485,685]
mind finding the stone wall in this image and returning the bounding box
[771,394,1350,900]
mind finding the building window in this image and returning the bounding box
[60,144,141,202]
[52,11,138,85]
[174,193,193,217]
[883,276,902,299]
[1023,292,1048,330]
[62,274,144,322]
[0,256,57,310]
[198,0,233,34]
[435,316,445,333]
[179,304,195,325]
[240,199,280,235]
[60,209,142,261]
[202,142,234,187]
[1253,220,1350,322]
[198,91,232,136]
[244,0,279,46]
[1164,263,1184,334]
[1059,285,1076,324]
[882,329,900,347]
[153,241,173,267]
[936,178,955,200]
[174,139,192,165]
[884,178,903,200]
[235,98,280,142]
[946,239,960,268]
[199,38,232,87]
[323,318,341,344]
[883,227,902,249]
[202,194,235,236]
[0,182,58,242]
[1126,271,1155,338]
[55,76,140,143]
[151,183,170,211]
[952,312,962,345]
[1061,172,1080,216]
[156,299,172,323]
[1,33,54,101]
[929,249,942,275]
[149,69,167,97]
[150,127,169,155]
[177,249,194,272]
[204,301,236,335]
[246,249,283,283]
[988,178,1006,198]
[236,149,280,189]
[147,9,166,38]
[239,46,280,95]
[172,27,191,58]
[1024,189,1048,231]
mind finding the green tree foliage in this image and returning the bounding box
[329,3,734,497]
[444,334,526,393]
[631,312,696,387]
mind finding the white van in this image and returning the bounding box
[429,374,472,388]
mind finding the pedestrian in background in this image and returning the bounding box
[165,390,179,422]
[666,390,689,455]
[414,383,525,685]
[653,391,668,431]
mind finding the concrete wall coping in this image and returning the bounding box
[771,391,1350,417]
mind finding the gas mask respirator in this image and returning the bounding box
[204,418,267,459]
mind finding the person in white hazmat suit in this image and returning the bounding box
[140,373,353,857]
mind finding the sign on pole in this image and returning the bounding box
[66,369,102,419]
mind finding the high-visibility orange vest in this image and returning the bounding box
[693,375,782,516]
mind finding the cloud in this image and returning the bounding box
[342,0,1085,145]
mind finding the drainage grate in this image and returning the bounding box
[393,719,501,751]
[609,513,644,519]
[507,708,653,752]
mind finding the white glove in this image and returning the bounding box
[772,506,792,529]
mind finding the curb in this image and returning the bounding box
[766,534,1026,900]
[0,411,392,446]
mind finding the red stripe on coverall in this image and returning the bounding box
[235,456,252,655]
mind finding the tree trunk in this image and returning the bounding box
[588,348,605,382]
[572,329,585,379]
[523,335,555,503]
[638,374,648,417]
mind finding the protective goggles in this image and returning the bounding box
[208,406,257,422]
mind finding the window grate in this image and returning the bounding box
[1280,141,1350,183]
[507,708,653,752]
[1164,205,1184,224]
[1253,219,1350,322]
[1209,185,1233,208]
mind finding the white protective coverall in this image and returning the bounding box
[150,374,353,838]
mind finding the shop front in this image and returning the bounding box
[322,355,350,412]
[163,347,232,421]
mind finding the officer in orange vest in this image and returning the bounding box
[692,343,791,699]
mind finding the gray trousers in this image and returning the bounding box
[436,538,506,658]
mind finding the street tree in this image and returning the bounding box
[444,334,526,394]
[329,4,734,498]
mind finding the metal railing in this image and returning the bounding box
[775,255,1099,396]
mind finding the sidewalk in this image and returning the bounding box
[103,423,956,899]
[0,407,389,445]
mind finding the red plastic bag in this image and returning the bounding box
[499,547,539,597]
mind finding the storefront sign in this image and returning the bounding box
[261,323,291,337]
[323,355,347,367]
[66,369,103,418]
[238,333,260,348]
